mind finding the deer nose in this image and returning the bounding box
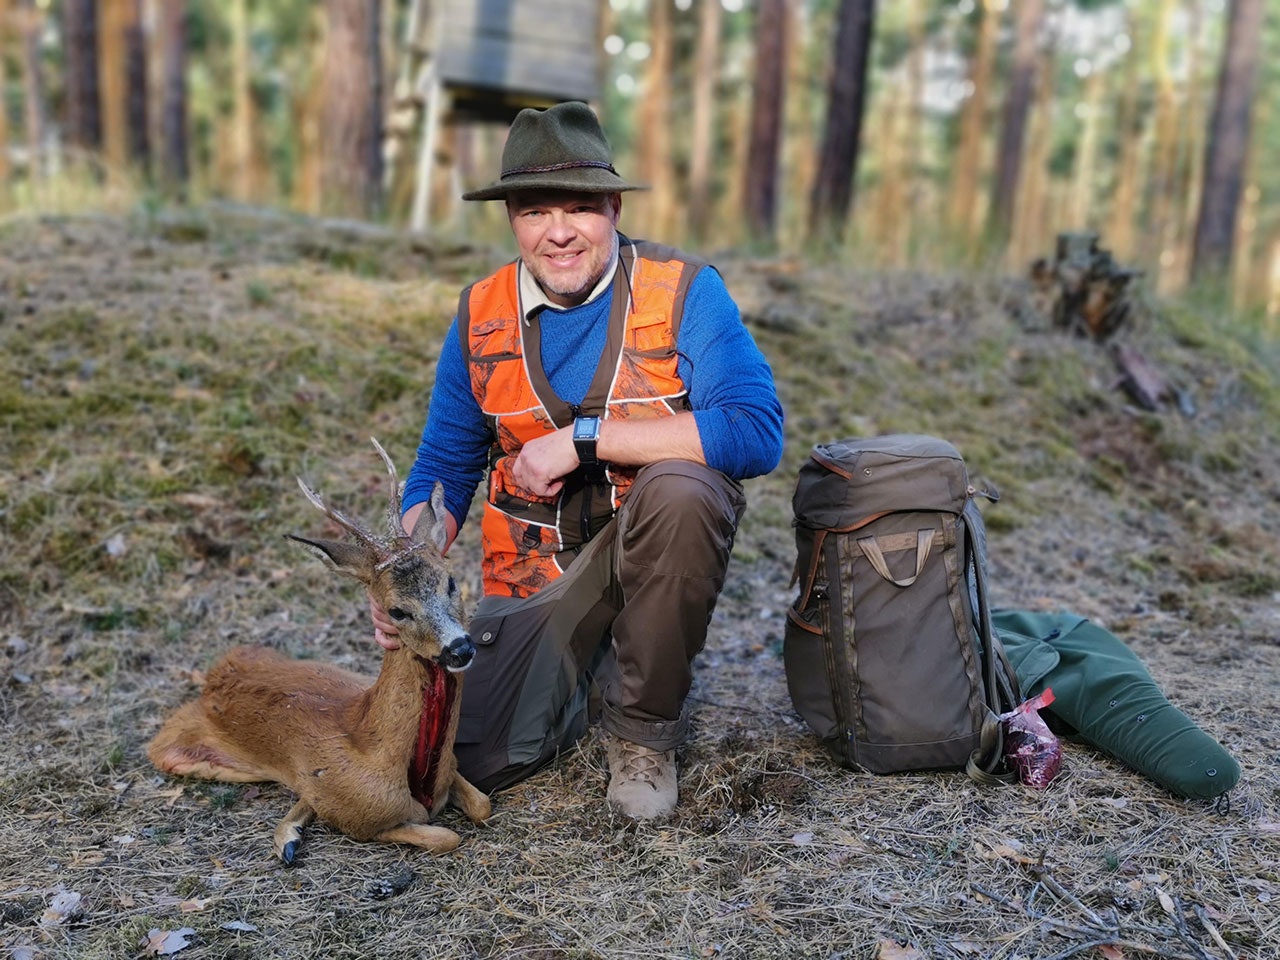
[438,635,475,672]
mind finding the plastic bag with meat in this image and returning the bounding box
[1000,688,1063,789]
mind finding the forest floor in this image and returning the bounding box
[1,207,1278,960]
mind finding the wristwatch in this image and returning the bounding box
[572,416,601,467]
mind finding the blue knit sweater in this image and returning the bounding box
[402,264,784,527]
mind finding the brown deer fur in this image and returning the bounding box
[147,443,490,862]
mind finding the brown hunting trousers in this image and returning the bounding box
[453,461,747,793]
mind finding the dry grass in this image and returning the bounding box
[1,209,1278,960]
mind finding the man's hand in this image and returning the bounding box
[369,596,402,650]
[511,426,577,498]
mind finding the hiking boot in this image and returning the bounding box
[605,736,677,820]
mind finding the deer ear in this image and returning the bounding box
[286,534,376,582]
[409,482,449,553]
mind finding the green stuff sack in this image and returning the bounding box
[992,608,1240,800]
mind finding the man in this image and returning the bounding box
[371,101,783,819]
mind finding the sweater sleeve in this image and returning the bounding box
[678,268,784,480]
[401,320,491,527]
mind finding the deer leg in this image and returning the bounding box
[273,800,316,866]
[449,774,492,823]
[373,822,461,854]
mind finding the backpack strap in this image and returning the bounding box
[963,506,1021,784]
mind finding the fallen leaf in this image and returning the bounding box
[105,533,127,557]
[10,946,38,960]
[177,898,209,912]
[157,785,186,807]
[143,928,196,956]
[1099,797,1128,809]
[876,939,925,960]
[1097,945,1126,960]
[1257,821,1280,834]
[1155,887,1176,915]
[40,890,83,926]
[220,921,258,932]
[791,832,813,846]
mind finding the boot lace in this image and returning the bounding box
[616,740,664,786]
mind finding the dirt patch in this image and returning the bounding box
[2,211,1278,959]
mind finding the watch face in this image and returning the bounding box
[574,417,599,440]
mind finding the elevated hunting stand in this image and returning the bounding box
[391,0,603,231]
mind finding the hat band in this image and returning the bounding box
[501,160,618,179]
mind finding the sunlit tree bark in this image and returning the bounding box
[18,0,47,176]
[1192,0,1262,282]
[637,0,674,239]
[322,0,383,218]
[807,0,875,246]
[949,0,998,243]
[99,0,131,172]
[292,7,325,214]
[1009,36,1056,266]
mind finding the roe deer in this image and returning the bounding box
[148,440,490,863]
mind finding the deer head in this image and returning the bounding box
[288,440,474,671]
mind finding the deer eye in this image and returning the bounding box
[447,576,458,597]
[388,607,412,622]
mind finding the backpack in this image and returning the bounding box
[783,434,1021,780]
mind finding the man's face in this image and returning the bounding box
[507,190,622,308]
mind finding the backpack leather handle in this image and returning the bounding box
[856,529,934,587]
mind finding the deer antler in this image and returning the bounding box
[369,437,406,543]
[295,476,383,550]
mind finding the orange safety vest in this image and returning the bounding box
[460,238,703,598]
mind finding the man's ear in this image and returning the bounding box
[610,192,622,223]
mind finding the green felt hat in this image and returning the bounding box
[461,101,646,201]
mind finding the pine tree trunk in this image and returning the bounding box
[1105,12,1143,261]
[744,0,789,246]
[1170,0,1208,293]
[229,0,256,201]
[688,0,722,244]
[988,0,1043,244]
[1008,37,1056,266]
[807,0,875,246]
[0,0,10,191]
[19,0,47,175]
[159,0,188,190]
[321,0,384,219]
[99,0,130,171]
[949,0,998,242]
[1067,68,1103,230]
[1191,0,1263,283]
[903,0,925,261]
[64,0,102,156]
[123,0,148,173]
[292,7,325,215]
[1143,0,1178,284]
[637,0,674,239]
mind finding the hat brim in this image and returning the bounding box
[461,166,647,201]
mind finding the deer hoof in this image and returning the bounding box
[281,840,299,866]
